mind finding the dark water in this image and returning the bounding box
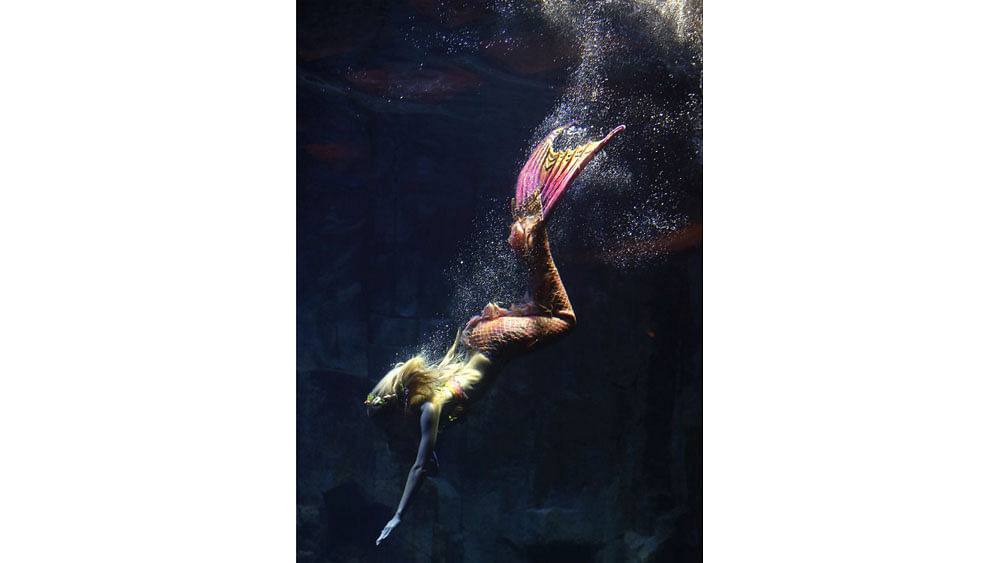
[298,1,701,561]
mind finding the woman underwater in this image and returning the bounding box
[366,123,625,545]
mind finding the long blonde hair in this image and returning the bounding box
[366,330,477,415]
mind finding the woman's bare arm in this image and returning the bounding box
[375,401,440,545]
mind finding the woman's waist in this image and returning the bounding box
[450,350,501,400]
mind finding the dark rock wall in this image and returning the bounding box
[298,2,701,561]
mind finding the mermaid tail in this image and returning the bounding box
[464,123,623,361]
[463,221,575,360]
[513,123,626,220]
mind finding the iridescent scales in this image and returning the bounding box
[513,123,626,220]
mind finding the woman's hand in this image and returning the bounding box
[379,403,440,546]
[376,514,401,546]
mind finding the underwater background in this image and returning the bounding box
[297,1,701,561]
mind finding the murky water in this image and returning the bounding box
[297,1,702,560]
[439,0,702,355]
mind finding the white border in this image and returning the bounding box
[0,1,294,560]
[1,0,999,560]
[707,0,1000,560]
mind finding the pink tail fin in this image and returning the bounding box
[515,123,625,219]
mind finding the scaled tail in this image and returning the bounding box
[513,123,625,219]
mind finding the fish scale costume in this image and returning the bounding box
[461,123,625,362]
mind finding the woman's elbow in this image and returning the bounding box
[411,462,432,478]
[411,454,438,476]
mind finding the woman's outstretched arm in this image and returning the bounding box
[375,401,440,546]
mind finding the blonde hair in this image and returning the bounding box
[367,330,477,414]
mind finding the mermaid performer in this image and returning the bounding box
[368,123,625,546]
